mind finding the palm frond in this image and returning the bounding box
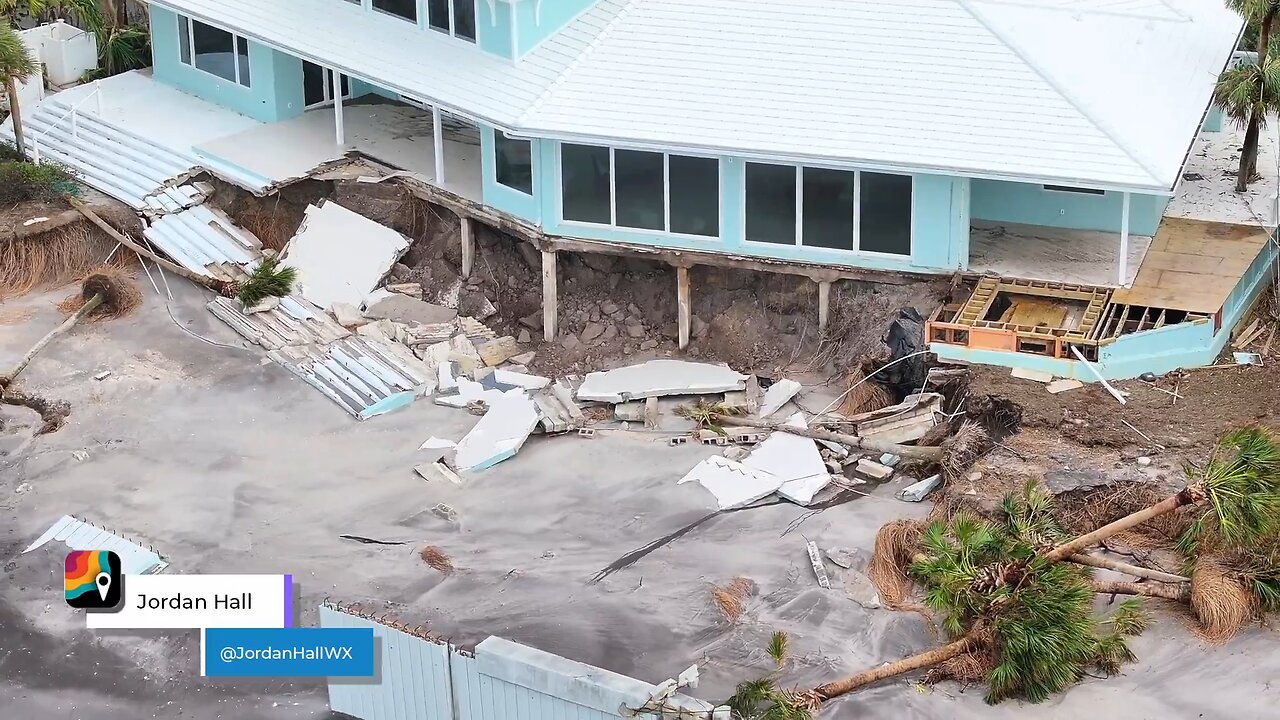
[236,256,298,307]
[767,631,789,668]
[1105,599,1150,636]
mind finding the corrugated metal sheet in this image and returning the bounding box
[318,605,721,720]
[144,204,264,282]
[269,337,436,419]
[23,515,169,575]
[149,0,1239,190]
[207,294,350,350]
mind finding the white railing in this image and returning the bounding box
[30,80,103,165]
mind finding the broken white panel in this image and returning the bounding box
[857,392,942,445]
[24,515,168,575]
[435,377,514,408]
[898,474,943,502]
[455,392,541,471]
[677,456,782,510]
[282,200,410,310]
[419,437,457,450]
[743,413,830,505]
[576,360,747,402]
[757,378,802,418]
[492,369,550,391]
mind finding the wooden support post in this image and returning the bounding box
[460,217,474,279]
[677,265,691,350]
[332,71,345,146]
[542,249,558,341]
[818,280,831,333]
[433,105,446,187]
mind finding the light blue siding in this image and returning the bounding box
[512,1,599,56]
[477,1,516,59]
[970,179,1169,236]
[913,175,970,270]
[1203,104,1224,132]
[481,124,542,222]
[349,78,400,102]
[319,605,723,720]
[150,7,305,123]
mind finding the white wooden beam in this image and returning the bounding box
[1118,191,1131,286]
[332,70,345,146]
[542,249,558,341]
[433,105,445,187]
[460,217,474,279]
[818,280,831,333]
[677,265,691,350]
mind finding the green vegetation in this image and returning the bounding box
[0,147,79,203]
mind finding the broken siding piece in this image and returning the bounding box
[24,515,168,575]
[576,360,747,402]
[455,392,541,471]
[677,456,783,510]
[281,200,410,310]
[757,378,802,418]
[743,413,830,506]
[856,392,942,445]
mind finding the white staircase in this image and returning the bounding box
[0,91,201,210]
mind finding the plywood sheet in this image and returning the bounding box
[1113,218,1269,314]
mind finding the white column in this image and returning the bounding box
[332,71,345,146]
[433,105,446,187]
[1118,191,1131,286]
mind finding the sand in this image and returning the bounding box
[1,281,1277,719]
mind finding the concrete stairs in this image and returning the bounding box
[0,94,201,210]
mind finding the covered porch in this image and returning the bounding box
[968,219,1151,288]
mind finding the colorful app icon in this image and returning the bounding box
[65,550,123,610]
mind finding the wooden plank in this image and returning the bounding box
[677,265,691,350]
[541,249,558,341]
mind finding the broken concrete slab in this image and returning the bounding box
[455,392,541,471]
[757,378,801,418]
[854,459,894,480]
[576,360,748,403]
[840,569,882,609]
[806,540,831,589]
[436,377,514,409]
[1046,378,1085,394]
[1011,366,1054,383]
[492,369,550,391]
[743,413,829,506]
[331,302,368,328]
[415,461,463,485]
[364,289,458,326]
[898,474,943,502]
[419,436,457,451]
[677,455,782,510]
[386,282,422,296]
[477,336,521,367]
[282,200,410,310]
[550,381,585,421]
[510,351,536,366]
[614,401,645,422]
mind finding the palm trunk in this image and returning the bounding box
[1069,553,1190,584]
[0,293,103,388]
[1042,486,1203,564]
[1091,579,1191,602]
[1240,9,1278,190]
[68,197,236,296]
[6,76,25,156]
[714,414,945,462]
[814,633,976,700]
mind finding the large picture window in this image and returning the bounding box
[177,15,250,88]
[558,143,720,238]
[495,132,533,195]
[744,163,911,256]
[373,0,417,23]
[428,0,477,42]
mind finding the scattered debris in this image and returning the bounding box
[23,515,168,575]
[854,459,895,480]
[1137,456,1152,467]
[454,392,540,471]
[615,401,646,422]
[856,392,943,444]
[415,461,463,485]
[419,546,455,573]
[757,378,801,418]
[1069,345,1127,405]
[430,503,458,523]
[330,302,368,328]
[897,474,943,502]
[419,436,457,450]
[1233,351,1263,366]
[826,547,858,569]
[1011,367,1053,383]
[840,568,882,609]
[386,282,422,296]
[72,450,88,462]
[576,360,748,402]
[282,200,410,309]
[340,535,407,546]
[744,413,830,506]
[878,453,900,467]
[1046,378,1084,394]
[364,289,458,326]
[806,540,831,589]
[677,455,782,510]
[711,576,757,622]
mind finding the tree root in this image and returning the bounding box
[1,386,71,434]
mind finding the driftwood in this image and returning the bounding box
[713,414,944,462]
[1069,553,1189,584]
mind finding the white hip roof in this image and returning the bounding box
[152,0,1241,192]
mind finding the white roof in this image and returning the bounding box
[152,0,1241,192]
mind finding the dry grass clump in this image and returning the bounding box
[419,546,455,574]
[0,223,123,298]
[233,201,303,253]
[867,519,926,610]
[940,420,992,480]
[711,576,758,623]
[838,366,895,417]
[56,268,142,319]
[1056,481,1190,543]
[1190,558,1254,644]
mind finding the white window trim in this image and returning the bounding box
[494,130,536,196]
[427,0,479,43]
[555,142,724,241]
[304,66,353,110]
[177,14,251,88]
[740,161,915,259]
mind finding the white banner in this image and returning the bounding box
[86,574,292,629]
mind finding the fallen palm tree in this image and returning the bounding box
[68,197,298,306]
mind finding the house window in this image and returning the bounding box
[744,163,911,256]
[373,0,417,23]
[303,61,351,108]
[177,15,251,88]
[429,0,478,42]
[495,132,533,195]
[559,143,720,237]
[1043,184,1105,195]
[745,162,797,244]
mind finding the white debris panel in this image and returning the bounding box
[576,360,747,403]
[757,378,801,418]
[24,515,168,575]
[269,336,435,419]
[744,413,830,506]
[282,200,410,310]
[455,392,541,471]
[677,455,782,510]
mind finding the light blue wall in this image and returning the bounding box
[480,124,542,221]
[1204,104,1225,132]
[512,0,599,56]
[970,180,1169,236]
[913,175,970,270]
[477,1,515,59]
[150,7,305,123]
[348,78,399,102]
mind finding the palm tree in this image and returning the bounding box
[811,485,1148,705]
[1218,1,1280,192]
[727,631,819,720]
[0,21,36,155]
[0,0,103,33]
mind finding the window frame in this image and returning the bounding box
[427,0,478,43]
[371,0,418,24]
[554,142,723,241]
[176,14,252,88]
[741,161,914,258]
[1042,184,1106,195]
[494,130,535,196]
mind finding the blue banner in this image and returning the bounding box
[203,627,375,677]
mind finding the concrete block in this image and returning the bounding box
[478,336,521,366]
[855,459,895,479]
